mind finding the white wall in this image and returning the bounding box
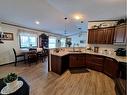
[0,23,62,65]
[68,32,88,47]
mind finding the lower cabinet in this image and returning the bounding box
[69,54,119,78]
[51,53,119,78]
[103,57,119,78]
[51,55,69,75]
[85,54,104,72]
[69,54,85,67]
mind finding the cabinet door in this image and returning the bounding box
[104,57,118,78]
[88,29,98,44]
[88,29,94,44]
[114,24,126,43]
[106,27,115,44]
[69,55,78,67]
[77,54,85,67]
[86,54,104,71]
[97,29,106,44]
[69,54,85,67]
[51,55,62,74]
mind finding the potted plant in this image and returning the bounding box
[66,41,72,47]
[4,73,18,88]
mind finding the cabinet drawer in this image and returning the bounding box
[91,57,104,64]
[94,65,103,72]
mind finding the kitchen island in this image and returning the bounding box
[49,48,127,78]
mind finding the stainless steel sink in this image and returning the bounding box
[69,50,82,52]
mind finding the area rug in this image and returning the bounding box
[70,67,89,74]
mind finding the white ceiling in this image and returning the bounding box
[0,0,125,35]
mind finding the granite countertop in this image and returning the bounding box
[51,50,127,63]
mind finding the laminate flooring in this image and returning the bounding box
[0,60,116,95]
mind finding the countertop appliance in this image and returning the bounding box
[115,48,126,56]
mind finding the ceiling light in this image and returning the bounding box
[74,16,81,20]
[35,21,40,25]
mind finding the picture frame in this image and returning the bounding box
[2,32,13,40]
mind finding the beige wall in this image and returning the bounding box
[0,23,61,65]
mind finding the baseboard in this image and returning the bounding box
[0,62,14,66]
[0,60,24,66]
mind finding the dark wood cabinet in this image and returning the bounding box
[104,57,118,78]
[86,54,104,72]
[97,28,107,44]
[51,55,61,74]
[69,54,85,68]
[39,34,49,48]
[88,27,115,44]
[114,24,126,44]
[88,29,93,44]
[115,62,126,95]
[51,53,120,78]
[106,27,115,44]
[88,29,98,44]
[51,55,69,75]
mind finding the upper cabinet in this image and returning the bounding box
[114,24,127,44]
[88,27,115,44]
[88,29,97,44]
[88,23,126,44]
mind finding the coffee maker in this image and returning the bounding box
[115,48,126,56]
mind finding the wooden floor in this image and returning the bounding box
[0,59,116,95]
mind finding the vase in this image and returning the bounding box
[6,78,18,89]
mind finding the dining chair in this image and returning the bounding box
[27,51,37,65]
[37,48,46,62]
[13,48,26,66]
[29,48,37,52]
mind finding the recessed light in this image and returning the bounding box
[35,21,40,25]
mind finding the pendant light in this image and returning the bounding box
[64,17,68,35]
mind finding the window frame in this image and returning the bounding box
[48,36,57,48]
[19,35,38,49]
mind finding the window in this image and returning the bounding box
[19,32,37,48]
[60,38,66,47]
[49,37,56,48]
